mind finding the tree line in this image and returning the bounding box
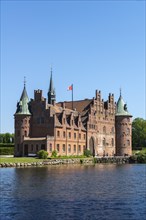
[0,133,14,143]
[0,118,145,149]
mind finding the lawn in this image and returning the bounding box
[0,157,45,163]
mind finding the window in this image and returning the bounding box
[112,138,114,146]
[83,145,86,152]
[84,134,86,140]
[36,144,39,152]
[103,138,106,146]
[74,145,76,152]
[50,143,52,152]
[127,128,130,135]
[62,144,65,152]
[24,130,27,137]
[63,131,66,138]
[41,144,45,150]
[57,130,60,137]
[31,144,33,151]
[74,133,76,139]
[57,144,60,152]
[68,132,71,139]
[127,140,130,146]
[68,144,71,153]
[79,133,81,140]
[78,145,81,152]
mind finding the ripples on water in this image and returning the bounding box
[0,164,146,220]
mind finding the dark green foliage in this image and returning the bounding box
[0,143,14,148]
[132,118,146,150]
[84,149,91,157]
[137,154,146,163]
[37,150,48,159]
[0,133,14,143]
[51,150,57,158]
[0,147,14,155]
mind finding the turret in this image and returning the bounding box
[48,68,56,105]
[115,90,132,156]
[14,79,31,156]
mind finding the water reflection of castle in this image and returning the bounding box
[14,70,132,157]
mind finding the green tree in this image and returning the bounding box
[132,118,146,149]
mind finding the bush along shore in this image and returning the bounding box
[0,156,143,168]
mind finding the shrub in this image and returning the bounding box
[137,154,146,163]
[37,150,48,159]
[84,149,91,157]
[51,150,57,158]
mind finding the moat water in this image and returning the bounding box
[0,164,146,220]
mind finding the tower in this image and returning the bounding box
[14,79,31,156]
[48,68,56,105]
[115,90,132,156]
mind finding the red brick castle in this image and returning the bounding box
[14,70,132,157]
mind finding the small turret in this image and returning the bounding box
[48,67,56,105]
[115,90,132,156]
[15,78,31,115]
[14,78,31,156]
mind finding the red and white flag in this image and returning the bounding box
[67,85,73,91]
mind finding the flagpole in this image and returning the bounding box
[72,84,73,110]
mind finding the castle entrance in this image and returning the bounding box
[89,137,95,156]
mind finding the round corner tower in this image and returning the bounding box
[14,82,31,156]
[115,93,132,156]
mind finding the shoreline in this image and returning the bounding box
[0,156,135,168]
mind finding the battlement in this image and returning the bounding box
[34,90,43,101]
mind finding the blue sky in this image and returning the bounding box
[1,0,145,133]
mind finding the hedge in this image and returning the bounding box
[0,143,14,148]
[0,147,14,155]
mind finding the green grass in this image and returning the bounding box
[0,157,45,163]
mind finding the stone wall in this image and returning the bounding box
[0,156,131,168]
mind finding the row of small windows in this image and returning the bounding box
[57,131,86,140]
[88,126,115,133]
[50,143,85,153]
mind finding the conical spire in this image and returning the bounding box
[15,77,31,115]
[48,67,56,104]
[116,89,131,116]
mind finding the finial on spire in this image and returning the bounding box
[120,87,122,97]
[24,76,26,87]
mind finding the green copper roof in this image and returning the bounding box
[15,84,31,115]
[116,94,131,116]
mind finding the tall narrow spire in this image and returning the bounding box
[15,77,31,115]
[48,67,56,105]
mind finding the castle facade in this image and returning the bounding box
[14,72,132,157]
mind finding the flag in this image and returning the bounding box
[67,85,73,91]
